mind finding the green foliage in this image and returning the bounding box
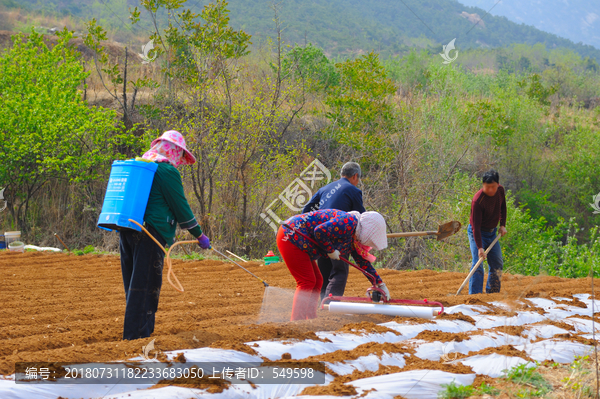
[325,52,396,158]
[438,381,473,399]
[280,44,339,91]
[464,98,516,146]
[438,381,501,398]
[83,245,95,254]
[130,0,251,86]
[384,49,431,90]
[476,383,500,396]
[517,73,557,106]
[0,28,135,231]
[178,252,205,261]
[503,363,552,396]
[501,193,600,278]
[0,0,23,9]
[73,249,84,256]
[561,356,597,397]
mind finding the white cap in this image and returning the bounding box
[349,211,388,250]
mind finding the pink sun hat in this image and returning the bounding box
[151,130,196,165]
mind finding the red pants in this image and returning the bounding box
[276,227,323,320]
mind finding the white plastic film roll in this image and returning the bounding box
[327,302,440,319]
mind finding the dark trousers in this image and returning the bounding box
[318,257,349,300]
[467,224,503,294]
[119,224,166,340]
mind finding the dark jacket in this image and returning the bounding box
[302,178,366,214]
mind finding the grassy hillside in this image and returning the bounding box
[1,0,600,61]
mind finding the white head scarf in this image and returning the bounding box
[348,211,388,251]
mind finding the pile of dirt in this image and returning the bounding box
[568,314,600,323]
[401,356,475,374]
[561,297,588,308]
[457,345,534,362]
[478,306,518,318]
[391,316,432,325]
[489,325,525,337]
[535,320,576,332]
[463,297,489,306]
[437,312,476,324]
[335,321,401,336]
[298,342,415,364]
[550,334,597,346]
[413,330,472,343]
[300,380,358,396]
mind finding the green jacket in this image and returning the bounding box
[143,162,202,245]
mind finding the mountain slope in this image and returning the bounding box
[203,0,600,60]
[455,0,600,50]
[2,0,600,61]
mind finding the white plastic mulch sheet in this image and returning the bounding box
[1,294,598,399]
[23,245,62,252]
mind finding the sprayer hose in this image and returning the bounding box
[165,240,198,292]
[127,219,189,293]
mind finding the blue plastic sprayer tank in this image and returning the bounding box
[97,160,158,232]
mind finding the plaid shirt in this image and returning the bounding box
[282,209,382,284]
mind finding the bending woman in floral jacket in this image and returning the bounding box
[276,209,390,320]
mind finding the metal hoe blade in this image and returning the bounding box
[436,220,462,241]
[387,221,462,240]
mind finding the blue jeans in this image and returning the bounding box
[119,224,166,340]
[468,224,503,294]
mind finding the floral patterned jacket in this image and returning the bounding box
[281,209,382,284]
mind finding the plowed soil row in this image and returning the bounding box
[0,251,594,375]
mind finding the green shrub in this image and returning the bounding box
[503,363,552,396]
[280,44,339,91]
[438,381,473,399]
[83,245,95,254]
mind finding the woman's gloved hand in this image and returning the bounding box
[197,234,211,249]
[377,283,391,301]
[327,250,340,260]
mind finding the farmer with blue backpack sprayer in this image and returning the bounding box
[119,130,211,340]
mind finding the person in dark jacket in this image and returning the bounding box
[468,169,508,294]
[120,130,211,340]
[302,162,366,299]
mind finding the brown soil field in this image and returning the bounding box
[0,251,595,376]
